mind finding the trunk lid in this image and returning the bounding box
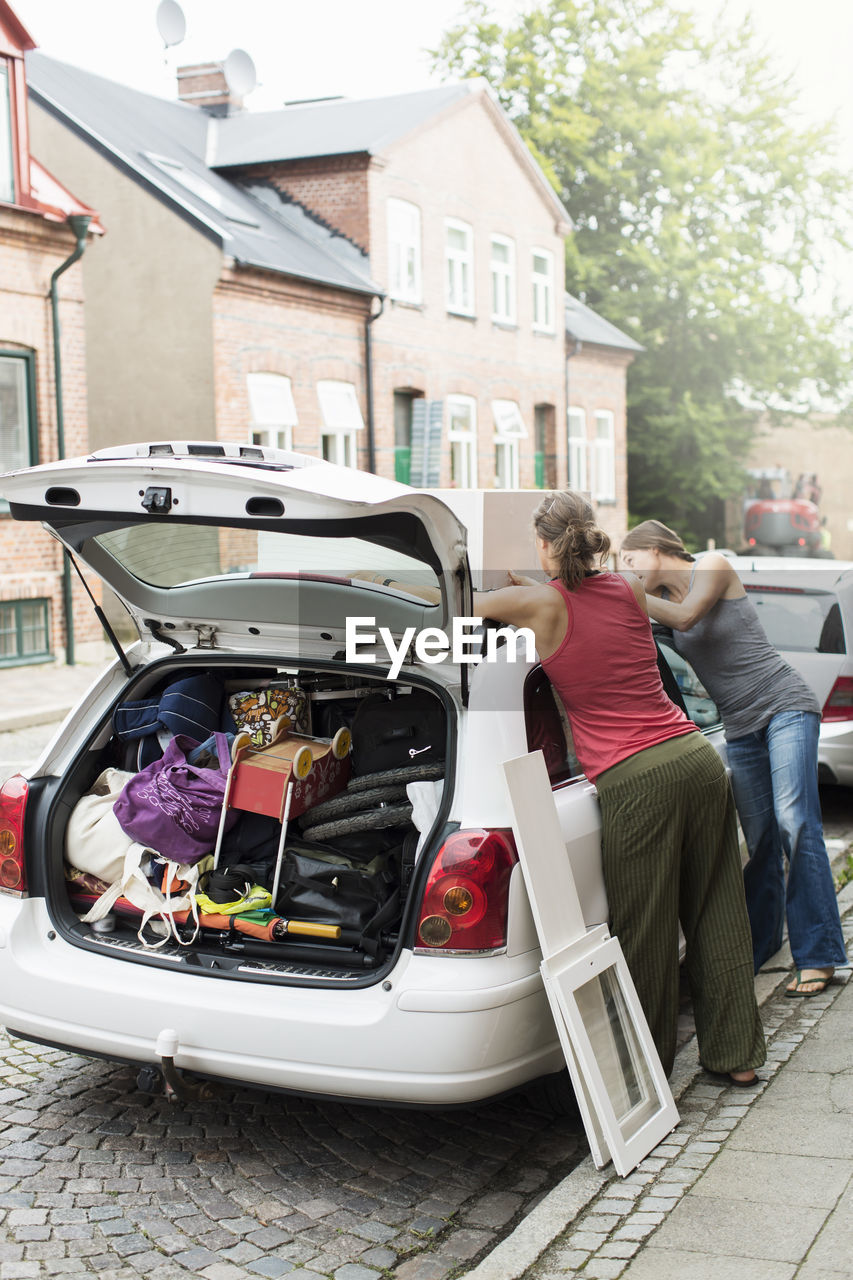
[0,443,471,660]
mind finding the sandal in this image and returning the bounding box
[785,969,834,998]
[702,1068,761,1089]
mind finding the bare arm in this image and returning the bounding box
[644,554,739,632]
[472,583,567,661]
[472,584,554,628]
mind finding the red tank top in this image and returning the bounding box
[541,573,695,782]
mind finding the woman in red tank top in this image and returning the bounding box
[472,490,764,1086]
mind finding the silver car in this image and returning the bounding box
[728,555,853,787]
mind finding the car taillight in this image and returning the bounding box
[747,537,756,546]
[415,828,517,953]
[0,774,28,897]
[822,677,853,723]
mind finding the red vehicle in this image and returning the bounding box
[742,468,828,558]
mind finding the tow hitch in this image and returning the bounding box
[136,1029,218,1103]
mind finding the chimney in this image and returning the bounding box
[176,62,243,114]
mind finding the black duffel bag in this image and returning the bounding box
[350,689,445,775]
[275,838,400,949]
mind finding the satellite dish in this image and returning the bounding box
[156,0,186,48]
[224,48,257,99]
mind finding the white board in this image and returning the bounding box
[503,750,679,1176]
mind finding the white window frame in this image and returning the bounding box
[567,407,587,492]
[0,61,14,205]
[247,372,298,453]
[317,379,364,470]
[387,197,422,303]
[447,394,478,488]
[490,234,516,324]
[445,218,475,316]
[593,410,616,503]
[532,248,555,333]
[492,399,527,490]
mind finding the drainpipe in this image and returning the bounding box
[565,335,582,489]
[49,213,92,667]
[364,295,385,474]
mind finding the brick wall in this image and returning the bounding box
[566,344,633,550]
[0,205,101,663]
[233,155,372,254]
[212,266,372,461]
[366,93,568,492]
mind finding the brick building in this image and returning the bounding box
[24,52,641,614]
[564,294,643,551]
[0,2,101,667]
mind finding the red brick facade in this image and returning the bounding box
[565,344,632,550]
[240,156,372,255]
[230,91,576,495]
[212,268,371,451]
[0,205,102,663]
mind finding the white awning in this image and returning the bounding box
[317,380,365,431]
[492,399,528,437]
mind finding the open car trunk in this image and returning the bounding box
[43,653,452,987]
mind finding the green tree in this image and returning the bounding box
[432,0,853,544]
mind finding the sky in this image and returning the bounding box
[10,0,853,168]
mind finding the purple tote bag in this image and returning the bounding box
[113,732,236,862]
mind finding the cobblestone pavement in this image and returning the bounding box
[0,1034,587,1280]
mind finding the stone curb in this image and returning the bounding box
[0,705,76,733]
[458,878,853,1280]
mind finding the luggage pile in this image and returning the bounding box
[64,671,446,967]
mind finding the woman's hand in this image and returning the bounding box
[507,570,541,587]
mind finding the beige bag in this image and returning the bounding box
[65,769,203,946]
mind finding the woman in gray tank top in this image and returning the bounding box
[620,520,847,995]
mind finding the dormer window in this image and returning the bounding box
[0,60,14,203]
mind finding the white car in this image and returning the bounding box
[727,556,853,787]
[0,444,721,1109]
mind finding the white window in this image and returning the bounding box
[447,394,478,488]
[532,248,555,332]
[387,198,422,303]
[492,399,527,490]
[317,379,364,469]
[593,411,616,503]
[247,372,298,452]
[0,62,14,205]
[567,407,587,492]
[445,219,474,316]
[490,235,516,324]
[0,355,32,476]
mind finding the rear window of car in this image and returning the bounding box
[89,522,441,602]
[745,588,845,654]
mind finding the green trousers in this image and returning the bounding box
[596,732,766,1077]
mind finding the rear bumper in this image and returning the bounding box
[818,722,853,787]
[0,896,561,1105]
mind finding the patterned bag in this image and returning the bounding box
[228,684,309,748]
[113,732,235,862]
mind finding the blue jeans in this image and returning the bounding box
[727,710,847,974]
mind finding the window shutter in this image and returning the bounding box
[409,399,443,487]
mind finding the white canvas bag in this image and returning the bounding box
[65,768,203,946]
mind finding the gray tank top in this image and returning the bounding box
[671,584,819,741]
